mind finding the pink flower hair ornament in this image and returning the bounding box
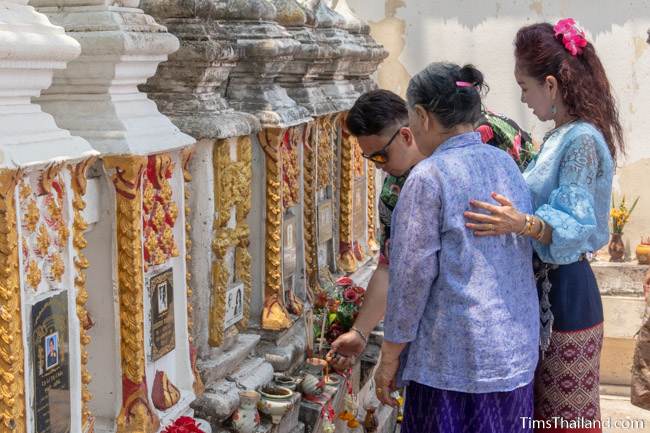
[554,18,588,56]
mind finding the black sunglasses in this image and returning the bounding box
[362,124,408,164]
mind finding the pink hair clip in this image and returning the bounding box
[554,18,587,56]
[456,81,474,88]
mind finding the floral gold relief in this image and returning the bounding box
[180,147,204,395]
[209,137,254,345]
[103,155,159,433]
[0,169,26,433]
[70,157,96,431]
[367,163,379,253]
[338,119,357,273]
[235,136,253,333]
[259,129,292,331]
[143,154,179,270]
[281,129,300,210]
[302,121,318,292]
[317,116,334,191]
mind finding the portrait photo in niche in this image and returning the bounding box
[45,332,58,370]
[224,283,244,329]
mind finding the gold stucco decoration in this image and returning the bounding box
[367,163,379,253]
[303,121,318,293]
[338,117,357,273]
[180,147,204,395]
[70,157,96,431]
[0,169,26,433]
[142,153,179,270]
[259,129,292,331]
[104,155,160,433]
[209,137,255,345]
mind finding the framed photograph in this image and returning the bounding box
[224,283,245,329]
[149,268,175,360]
[157,281,168,313]
[45,332,59,370]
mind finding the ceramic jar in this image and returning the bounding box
[232,390,261,433]
[258,386,294,424]
[301,358,327,398]
[636,243,650,265]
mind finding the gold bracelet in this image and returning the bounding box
[517,214,532,236]
[534,217,546,241]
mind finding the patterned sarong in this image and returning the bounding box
[401,381,534,433]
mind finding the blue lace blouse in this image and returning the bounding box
[523,121,614,265]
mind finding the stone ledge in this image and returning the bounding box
[602,296,645,339]
[229,357,275,390]
[592,260,648,296]
[192,357,274,425]
[198,333,261,385]
[255,319,307,373]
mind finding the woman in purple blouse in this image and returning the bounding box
[374,63,540,433]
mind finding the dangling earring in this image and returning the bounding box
[551,105,557,116]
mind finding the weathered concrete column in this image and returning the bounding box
[273,0,337,117]
[29,0,198,431]
[139,2,278,429]
[0,2,97,433]
[219,0,312,128]
[307,0,363,112]
[334,0,388,94]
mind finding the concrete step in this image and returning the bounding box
[192,356,274,425]
[198,333,261,385]
[256,320,307,373]
[229,357,275,390]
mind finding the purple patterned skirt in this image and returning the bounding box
[401,381,534,433]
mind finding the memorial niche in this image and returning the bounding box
[315,115,338,279]
[31,292,71,433]
[149,268,175,361]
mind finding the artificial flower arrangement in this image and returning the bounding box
[162,416,206,433]
[313,275,365,345]
[611,195,639,234]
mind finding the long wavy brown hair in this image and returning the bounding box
[515,23,624,160]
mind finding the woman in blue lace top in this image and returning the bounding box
[465,19,624,432]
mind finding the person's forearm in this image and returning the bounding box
[381,340,406,362]
[353,264,389,336]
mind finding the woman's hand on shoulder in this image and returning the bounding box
[464,192,527,236]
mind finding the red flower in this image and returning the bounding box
[163,417,205,433]
[343,288,358,303]
[336,276,353,287]
[353,285,365,295]
[553,18,587,56]
[327,323,345,342]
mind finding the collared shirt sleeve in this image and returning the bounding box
[534,133,600,264]
[384,171,441,343]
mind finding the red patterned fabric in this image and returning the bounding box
[534,323,603,433]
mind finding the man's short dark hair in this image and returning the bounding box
[346,89,409,137]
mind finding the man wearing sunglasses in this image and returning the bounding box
[328,89,535,370]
